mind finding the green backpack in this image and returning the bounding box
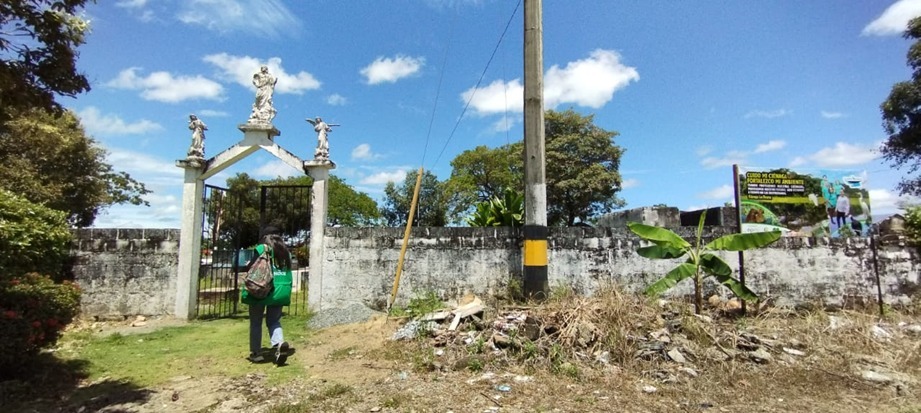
[244,244,274,299]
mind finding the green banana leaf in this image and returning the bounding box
[705,230,782,251]
[627,222,691,249]
[644,262,696,296]
[711,272,759,301]
[699,253,732,277]
[637,244,687,259]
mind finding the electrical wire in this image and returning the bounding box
[430,0,522,168]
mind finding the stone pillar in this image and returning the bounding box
[175,159,205,319]
[304,160,336,311]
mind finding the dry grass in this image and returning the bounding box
[358,285,921,413]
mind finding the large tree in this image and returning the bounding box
[381,169,449,227]
[881,16,921,196]
[444,109,625,226]
[0,108,149,227]
[1,0,93,119]
[545,109,625,225]
[444,144,522,222]
[327,175,381,226]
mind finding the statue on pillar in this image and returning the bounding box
[306,116,339,160]
[187,114,207,160]
[248,65,278,124]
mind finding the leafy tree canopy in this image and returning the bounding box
[0,108,150,227]
[545,109,626,225]
[381,169,448,227]
[444,144,522,222]
[0,0,93,118]
[880,16,921,196]
[216,173,380,248]
[445,109,626,226]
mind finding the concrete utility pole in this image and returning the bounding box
[523,0,548,297]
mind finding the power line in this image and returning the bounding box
[430,0,522,168]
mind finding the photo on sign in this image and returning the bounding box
[738,168,870,238]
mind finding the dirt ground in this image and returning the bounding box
[10,299,921,413]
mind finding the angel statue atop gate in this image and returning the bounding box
[307,116,339,160]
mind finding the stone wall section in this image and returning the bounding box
[71,229,179,319]
[320,227,921,314]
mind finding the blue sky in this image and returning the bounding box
[68,0,921,228]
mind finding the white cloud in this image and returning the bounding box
[491,115,518,132]
[116,0,148,8]
[698,184,734,200]
[351,144,381,161]
[77,106,163,136]
[360,169,408,185]
[795,142,879,167]
[863,0,921,36]
[360,55,425,85]
[108,148,184,176]
[744,109,790,119]
[177,0,301,38]
[867,188,918,217]
[701,151,746,169]
[821,110,844,119]
[543,49,639,109]
[327,94,347,106]
[203,53,321,94]
[621,178,639,189]
[696,146,712,157]
[106,67,224,103]
[197,109,229,117]
[462,79,524,116]
[753,140,786,153]
[252,160,301,179]
[462,49,639,116]
[788,156,807,168]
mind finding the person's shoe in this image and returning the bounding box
[274,342,290,365]
[247,353,265,363]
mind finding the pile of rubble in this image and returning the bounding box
[390,293,921,389]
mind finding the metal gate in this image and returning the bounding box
[197,184,311,318]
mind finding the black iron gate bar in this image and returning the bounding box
[197,184,243,319]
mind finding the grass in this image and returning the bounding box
[56,312,313,388]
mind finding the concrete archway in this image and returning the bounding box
[174,123,333,319]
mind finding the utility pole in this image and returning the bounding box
[523,0,548,298]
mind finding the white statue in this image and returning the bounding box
[248,65,277,124]
[306,116,339,160]
[187,114,207,159]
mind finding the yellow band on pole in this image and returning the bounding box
[523,239,548,266]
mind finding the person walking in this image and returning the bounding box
[242,226,292,365]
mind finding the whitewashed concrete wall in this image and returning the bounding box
[318,227,920,320]
[71,229,179,319]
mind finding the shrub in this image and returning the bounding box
[0,273,80,376]
[0,189,72,278]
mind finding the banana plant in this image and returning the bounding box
[627,211,782,314]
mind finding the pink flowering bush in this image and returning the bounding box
[0,273,80,375]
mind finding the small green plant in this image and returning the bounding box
[468,335,486,354]
[405,291,444,317]
[467,357,484,372]
[628,210,781,314]
[466,188,524,227]
[519,339,538,361]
